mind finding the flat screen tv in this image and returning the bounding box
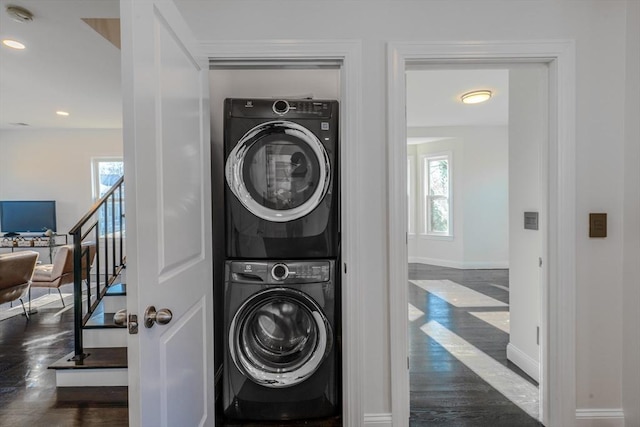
[0,200,57,235]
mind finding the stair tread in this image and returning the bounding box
[49,347,127,370]
[105,283,126,296]
[85,311,126,329]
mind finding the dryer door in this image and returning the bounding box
[225,120,331,222]
[229,287,332,388]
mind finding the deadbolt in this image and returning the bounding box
[144,306,173,328]
[114,309,138,334]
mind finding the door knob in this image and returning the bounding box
[144,306,173,328]
[114,309,127,326]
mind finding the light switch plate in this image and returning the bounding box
[589,213,607,238]
[524,212,539,230]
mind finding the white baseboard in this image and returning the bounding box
[575,409,625,427]
[361,407,624,427]
[56,368,128,387]
[506,343,540,382]
[363,413,392,427]
[408,256,508,270]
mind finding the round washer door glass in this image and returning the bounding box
[229,287,332,388]
[225,121,331,222]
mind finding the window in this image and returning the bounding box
[422,153,451,236]
[407,156,416,235]
[91,158,124,236]
[92,158,124,200]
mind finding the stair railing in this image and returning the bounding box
[68,176,126,361]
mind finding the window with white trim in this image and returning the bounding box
[407,156,416,235]
[422,153,452,236]
[91,158,124,235]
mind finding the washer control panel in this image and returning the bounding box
[229,260,331,283]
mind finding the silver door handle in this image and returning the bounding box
[144,306,173,328]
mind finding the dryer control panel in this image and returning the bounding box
[228,260,332,284]
[228,98,336,119]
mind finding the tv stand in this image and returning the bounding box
[3,232,20,237]
[0,234,68,263]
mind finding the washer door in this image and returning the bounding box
[229,287,332,388]
[225,120,331,222]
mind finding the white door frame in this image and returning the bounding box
[388,40,576,427]
[198,40,363,426]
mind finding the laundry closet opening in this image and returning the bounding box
[208,61,344,425]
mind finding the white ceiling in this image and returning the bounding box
[0,0,121,130]
[406,68,509,129]
[0,1,508,131]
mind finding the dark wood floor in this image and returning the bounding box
[408,263,543,427]
[0,266,542,426]
[0,287,128,426]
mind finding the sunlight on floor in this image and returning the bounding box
[408,303,425,322]
[421,320,539,420]
[469,311,510,334]
[0,293,73,321]
[410,279,508,308]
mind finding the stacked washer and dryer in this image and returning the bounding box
[222,98,341,421]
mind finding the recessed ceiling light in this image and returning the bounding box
[2,39,26,50]
[461,90,492,104]
[56,111,70,116]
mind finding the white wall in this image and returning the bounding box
[507,65,548,382]
[407,127,508,269]
[176,0,636,419]
[0,129,123,234]
[622,0,640,425]
[461,128,509,267]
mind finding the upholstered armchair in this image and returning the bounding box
[31,242,96,307]
[0,251,39,319]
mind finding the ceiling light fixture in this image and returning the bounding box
[2,39,25,49]
[461,90,492,104]
[56,111,70,116]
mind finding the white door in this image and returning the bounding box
[120,0,214,426]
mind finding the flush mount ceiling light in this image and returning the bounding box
[461,90,492,104]
[56,111,70,116]
[2,39,25,49]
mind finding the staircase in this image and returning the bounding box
[49,281,128,387]
[48,177,128,388]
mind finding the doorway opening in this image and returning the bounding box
[405,65,547,425]
[388,40,577,427]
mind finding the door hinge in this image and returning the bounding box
[406,232,408,245]
[539,257,543,267]
[407,357,410,370]
[536,326,540,345]
[344,262,347,274]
